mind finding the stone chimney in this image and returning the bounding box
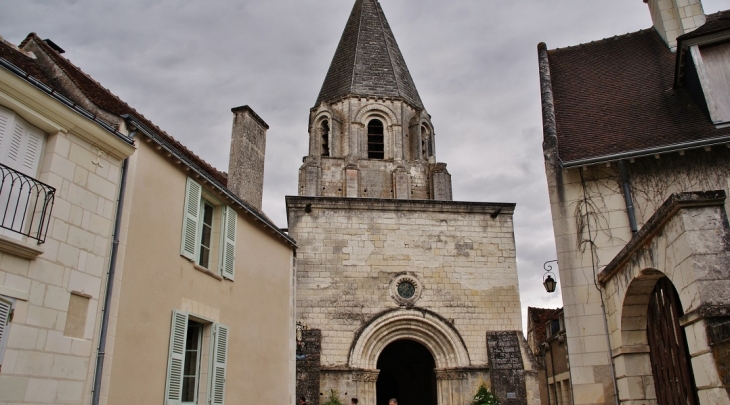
[228,105,268,210]
[645,0,706,50]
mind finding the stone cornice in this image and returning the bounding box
[598,191,727,285]
[286,196,515,217]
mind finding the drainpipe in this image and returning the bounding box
[541,343,552,405]
[618,160,638,234]
[91,128,136,405]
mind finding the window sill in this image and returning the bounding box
[0,233,44,259]
[193,263,223,281]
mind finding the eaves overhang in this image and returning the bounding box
[123,114,297,249]
[559,134,730,169]
[0,57,135,159]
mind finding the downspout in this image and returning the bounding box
[541,343,552,405]
[618,160,638,233]
[546,342,560,405]
[91,128,136,405]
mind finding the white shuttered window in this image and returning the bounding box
[0,106,45,238]
[164,311,229,405]
[211,323,229,405]
[180,178,237,279]
[0,297,12,367]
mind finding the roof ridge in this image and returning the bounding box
[22,34,228,182]
[350,0,364,93]
[374,0,402,98]
[549,27,655,53]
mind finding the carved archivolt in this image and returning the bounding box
[349,308,470,370]
[354,104,398,127]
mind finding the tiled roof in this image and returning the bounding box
[11,33,228,185]
[547,28,730,165]
[527,307,560,344]
[678,9,730,42]
[315,0,424,110]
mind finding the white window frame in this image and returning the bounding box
[181,178,237,279]
[0,295,15,370]
[165,310,229,405]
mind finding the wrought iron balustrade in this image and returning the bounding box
[0,163,55,243]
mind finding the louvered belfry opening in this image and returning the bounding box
[647,277,699,405]
[321,120,330,157]
[368,119,384,159]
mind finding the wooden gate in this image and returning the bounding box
[647,277,699,405]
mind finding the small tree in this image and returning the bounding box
[472,383,500,405]
[322,389,345,405]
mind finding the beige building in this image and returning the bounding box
[0,33,297,405]
[291,1,539,405]
[539,1,730,404]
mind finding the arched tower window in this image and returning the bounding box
[321,120,330,157]
[421,125,432,159]
[368,119,384,159]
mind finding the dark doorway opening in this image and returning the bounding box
[376,340,437,405]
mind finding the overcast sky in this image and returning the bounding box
[2,0,727,331]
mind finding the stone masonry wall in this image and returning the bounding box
[297,329,322,405]
[0,130,125,404]
[288,197,522,368]
[488,331,528,405]
[545,149,730,405]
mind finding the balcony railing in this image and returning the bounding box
[0,163,55,243]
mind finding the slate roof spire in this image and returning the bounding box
[315,0,424,110]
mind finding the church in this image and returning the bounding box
[288,1,538,405]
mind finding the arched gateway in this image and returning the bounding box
[347,309,471,405]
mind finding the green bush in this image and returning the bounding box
[322,389,345,405]
[472,383,500,405]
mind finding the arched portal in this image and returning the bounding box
[376,340,437,405]
[348,309,470,405]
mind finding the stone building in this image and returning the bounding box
[0,33,297,405]
[526,308,569,405]
[539,1,730,404]
[289,1,539,405]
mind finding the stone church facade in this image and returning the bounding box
[288,1,539,405]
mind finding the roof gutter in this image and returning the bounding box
[121,114,296,247]
[560,135,730,168]
[0,57,133,145]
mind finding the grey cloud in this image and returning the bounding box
[2,0,726,329]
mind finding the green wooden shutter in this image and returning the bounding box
[211,323,229,405]
[181,178,202,260]
[220,206,237,280]
[165,310,188,405]
[0,297,11,363]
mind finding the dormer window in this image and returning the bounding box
[321,120,330,157]
[367,119,384,159]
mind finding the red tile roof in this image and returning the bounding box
[10,33,227,185]
[547,27,730,165]
[527,307,560,345]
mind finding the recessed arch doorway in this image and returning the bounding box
[376,339,437,405]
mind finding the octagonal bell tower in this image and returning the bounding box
[298,0,452,201]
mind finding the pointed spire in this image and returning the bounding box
[315,0,424,110]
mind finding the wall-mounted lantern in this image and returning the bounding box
[543,260,558,293]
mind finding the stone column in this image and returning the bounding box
[435,369,467,405]
[352,370,379,405]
